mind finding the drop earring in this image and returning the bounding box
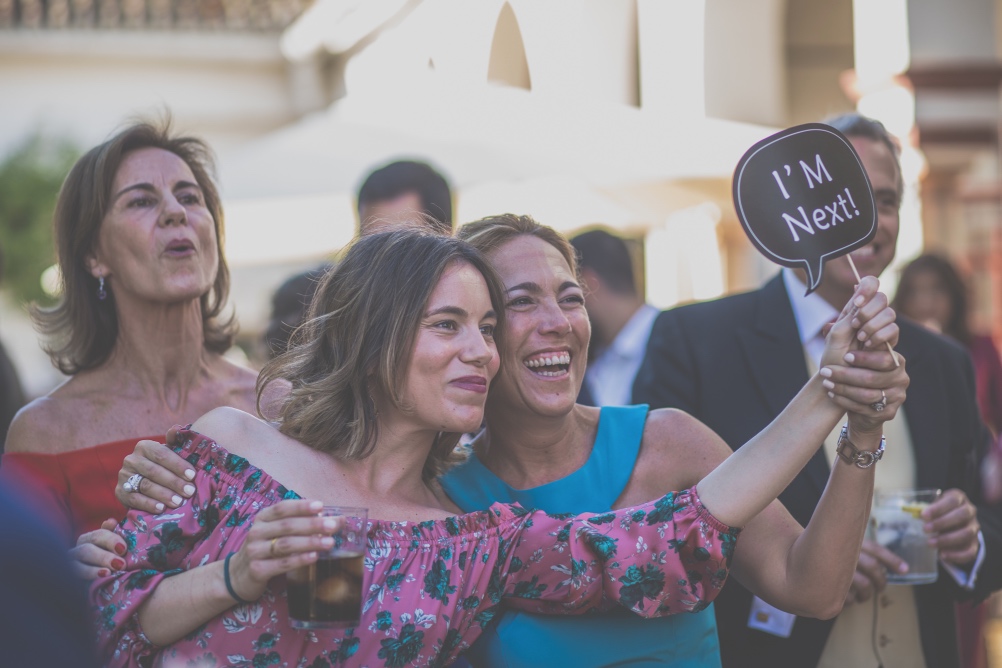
[97,276,107,301]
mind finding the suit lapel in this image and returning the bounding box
[735,275,833,494]
[895,323,949,489]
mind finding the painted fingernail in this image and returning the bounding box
[111,558,126,571]
[822,379,835,390]
[114,543,126,556]
[155,502,165,513]
[898,563,909,573]
[183,484,196,497]
[98,569,110,577]
[857,330,867,341]
[322,518,338,531]
[844,353,855,364]
[827,391,835,399]
[171,495,183,506]
[309,501,323,512]
[320,537,334,548]
[819,367,832,378]
[184,469,196,480]
[307,552,318,560]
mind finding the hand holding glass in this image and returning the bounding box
[870,489,941,585]
[287,506,368,628]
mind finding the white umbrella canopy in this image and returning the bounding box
[217,76,777,265]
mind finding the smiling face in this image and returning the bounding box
[485,235,590,418]
[815,136,901,307]
[86,147,219,306]
[395,260,501,434]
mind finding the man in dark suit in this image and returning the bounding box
[634,113,1001,667]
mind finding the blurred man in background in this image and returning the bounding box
[570,228,657,406]
[263,159,453,359]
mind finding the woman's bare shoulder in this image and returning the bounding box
[640,407,726,455]
[189,406,275,458]
[617,408,732,504]
[4,380,103,453]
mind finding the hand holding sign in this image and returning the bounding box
[733,123,897,365]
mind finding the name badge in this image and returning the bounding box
[747,596,796,638]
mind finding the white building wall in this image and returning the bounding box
[0,32,300,158]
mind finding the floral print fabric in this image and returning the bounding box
[91,427,739,667]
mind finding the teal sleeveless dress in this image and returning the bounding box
[439,405,722,668]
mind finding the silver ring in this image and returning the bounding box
[123,473,144,493]
[871,390,887,412]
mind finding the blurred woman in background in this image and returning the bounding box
[893,253,1002,437]
[893,252,1001,668]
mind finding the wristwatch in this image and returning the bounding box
[835,425,885,468]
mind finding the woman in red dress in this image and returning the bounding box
[1,120,264,572]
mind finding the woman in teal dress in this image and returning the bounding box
[442,404,718,666]
[104,216,906,667]
[436,215,903,667]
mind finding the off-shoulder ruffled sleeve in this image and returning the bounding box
[88,429,274,668]
[501,487,739,617]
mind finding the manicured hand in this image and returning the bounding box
[820,277,898,369]
[821,350,908,434]
[115,426,196,513]
[69,519,127,580]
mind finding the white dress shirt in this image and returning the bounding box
[585,304,659,406]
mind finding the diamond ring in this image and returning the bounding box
[871,390,887,412]
[123,473,145,493]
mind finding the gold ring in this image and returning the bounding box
[270,537,278,557]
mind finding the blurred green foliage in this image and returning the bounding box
[0,134,79,307]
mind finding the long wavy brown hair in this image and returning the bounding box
[257,229,507,481]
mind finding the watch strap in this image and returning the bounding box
[835,425,885,469]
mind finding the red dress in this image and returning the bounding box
[0,436,160,546]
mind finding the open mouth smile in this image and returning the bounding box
[523,352,571,377]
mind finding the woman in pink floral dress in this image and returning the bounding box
[90,229,897,667]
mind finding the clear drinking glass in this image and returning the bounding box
[870,489,941,585]
[287,506,368,628]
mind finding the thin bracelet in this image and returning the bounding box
[223,553,252,605]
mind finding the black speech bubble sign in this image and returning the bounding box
[733,123,876,295]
